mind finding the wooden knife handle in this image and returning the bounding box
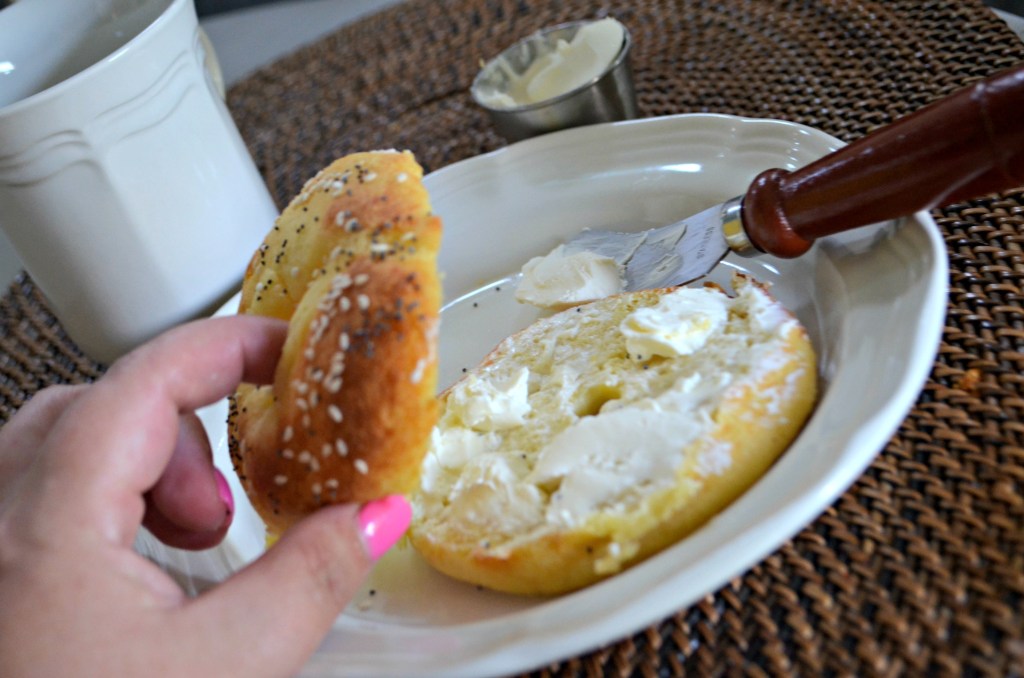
[741,63,1024,258]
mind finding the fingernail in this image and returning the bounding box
[358,495,411,561]
[214,468,234,525]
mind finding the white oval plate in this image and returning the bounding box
[143,114,947,677]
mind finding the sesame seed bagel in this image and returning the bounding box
[409,275,816,596]
[229,150,441,536]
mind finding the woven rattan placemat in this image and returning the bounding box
[2,0,1023,675]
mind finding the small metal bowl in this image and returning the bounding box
[471,19,639,142]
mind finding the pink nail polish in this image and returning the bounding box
[215,468,234,523]
[358,495,411,560]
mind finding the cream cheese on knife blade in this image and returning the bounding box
[515,244,625,309]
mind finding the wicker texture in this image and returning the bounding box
[2,0,1023,675]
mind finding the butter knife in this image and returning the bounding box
[565,63,1024,291]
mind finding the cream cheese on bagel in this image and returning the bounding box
[410,275,816,595]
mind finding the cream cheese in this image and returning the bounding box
[527,407,704,525]
[525,370,730,526]
[516,244,624,310]
[620,286,728,359]
[447,367,531,431]
[480,18,626,109]
[444,453,545,534]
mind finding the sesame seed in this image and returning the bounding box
[410,358,427,384]
[321,443,333,457]
[274,475,288,486]
[396,172,408,183]
[357,294,370,310]
[354,273,370,285]
[354,459,369,475]
[325,478,340,489]
[335,439,348,456]
[340,297,352,312]
[328,405,343,423]
[282,425,294,442]
[281,449,295,460]
[298,450,312,464]
[312,482,323,494]
[339,333,350,350]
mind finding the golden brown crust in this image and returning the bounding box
[229,151,441,536]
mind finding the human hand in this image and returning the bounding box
[0,316,411,677]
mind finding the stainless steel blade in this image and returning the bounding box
[564,198,738,291]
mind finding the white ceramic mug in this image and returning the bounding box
[0,0,277,363]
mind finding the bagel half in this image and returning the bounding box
[229,150,442,536]
[409,275,816,595]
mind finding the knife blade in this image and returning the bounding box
[565,62,1024,291]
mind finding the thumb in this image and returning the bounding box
[175,495,411,677]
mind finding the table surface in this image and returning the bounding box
[2,1,1024,676]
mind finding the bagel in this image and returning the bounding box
[409,275,816,595]
[229,150,442,536]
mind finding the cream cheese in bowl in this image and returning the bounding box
[477,18,626,109]
[471,17,638,140]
